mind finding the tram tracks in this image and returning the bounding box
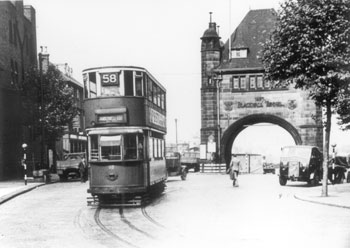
[94,207,139,248]
[80,188,183,248]
[119,207,156,239]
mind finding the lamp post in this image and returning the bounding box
[175,118,178,152]
[22,143,28,185]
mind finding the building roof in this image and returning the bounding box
[61,73,82,88]
[217,9,277,72]
[201,22,220,40]
[50,62,82,88]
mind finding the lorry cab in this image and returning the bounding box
[279,146,323,186]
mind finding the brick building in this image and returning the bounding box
[200,9,323,164]
[0,1,37,179]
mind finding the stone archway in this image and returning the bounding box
[221,114,302,166]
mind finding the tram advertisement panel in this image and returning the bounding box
[145,103,166,132]
[149,108,166,129]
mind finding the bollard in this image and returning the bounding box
[23,162,27,186]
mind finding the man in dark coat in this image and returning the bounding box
[79,158,87,183]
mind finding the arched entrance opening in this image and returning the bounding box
[221,114,302,166]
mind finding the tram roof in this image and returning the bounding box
[82,65,165,91]
[86,126,166,135]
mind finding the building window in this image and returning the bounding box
[264,80,271,88]
[9,20,13,44]
[232,77,239,89]
[249,76,256,89]
[257,76,263,88]
[10,59,18,85]
[231,49,248,58]
[13,22,17,47]
[240,77,246,89]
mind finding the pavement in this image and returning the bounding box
[294,182,350,209]
[0,174,60,205]
[0,174,349,209]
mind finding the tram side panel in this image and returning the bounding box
[149,159,167,186]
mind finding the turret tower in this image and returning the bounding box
[200,12,222,159]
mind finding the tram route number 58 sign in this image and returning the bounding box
[100,72,120,86]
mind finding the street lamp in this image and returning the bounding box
[22,143,28,185]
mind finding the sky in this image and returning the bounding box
[24,0,350,161]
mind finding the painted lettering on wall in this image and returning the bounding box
[230,97,297,110]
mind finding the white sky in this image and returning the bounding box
[25,0,350,159]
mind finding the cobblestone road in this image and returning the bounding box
[0,174,349,248]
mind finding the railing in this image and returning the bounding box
[200,163,227,174]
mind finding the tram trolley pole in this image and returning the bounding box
[22,143,28,185]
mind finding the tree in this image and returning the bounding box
[262,0,350,196]
[22,64,80,167]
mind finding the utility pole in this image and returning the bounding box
[175,118,178,152]
[38,48,45,169]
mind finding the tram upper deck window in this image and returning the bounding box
[135,72,143,96]
[89,72,97,98]
[147,76,153,102]
[100,135,122,160]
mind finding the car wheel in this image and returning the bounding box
[309,174,320,187]
[181,171,187,180]
[279,176,287,186]
[59,174,67,181]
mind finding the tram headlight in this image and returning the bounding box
[91,121,96,127]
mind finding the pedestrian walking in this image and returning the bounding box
[227,154,242,187]
[79,157,87,183]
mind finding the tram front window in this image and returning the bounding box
[124,134,137,160]
[100,135,122,160]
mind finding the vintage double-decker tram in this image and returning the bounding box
[82,66,167,206]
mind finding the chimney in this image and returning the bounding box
[39,46,49,73]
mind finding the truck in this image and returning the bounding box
[181,151,200,172]
[56,153,85,181]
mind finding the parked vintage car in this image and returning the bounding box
[328,156,350,184]
[57,153,85,181]
[279,146,323,186]
[263,162,276,174]
[165,152,187,180]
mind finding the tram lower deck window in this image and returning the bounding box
[89,133,144,161]
[100,135,122,160]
